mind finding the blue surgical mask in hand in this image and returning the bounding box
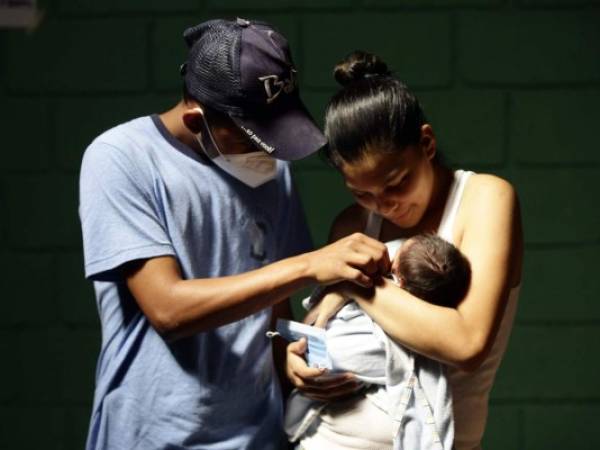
[266,319,332,370]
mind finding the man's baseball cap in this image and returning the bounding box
[181,18,327,161]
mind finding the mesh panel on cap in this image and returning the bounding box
[185,21,244,116]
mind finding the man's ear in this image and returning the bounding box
[182,106,204,134]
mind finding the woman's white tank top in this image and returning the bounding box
[366,169,520,450]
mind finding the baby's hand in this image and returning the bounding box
[303,290,347,328]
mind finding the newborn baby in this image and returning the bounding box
[304,233,471,328]
[389,233,471,308]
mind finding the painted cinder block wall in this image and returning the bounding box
[1,0,599,448]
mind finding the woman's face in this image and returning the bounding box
[339,128,437,228]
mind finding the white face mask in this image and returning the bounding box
[194,109,277,188]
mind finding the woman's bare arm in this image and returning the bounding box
[345,175,523,371]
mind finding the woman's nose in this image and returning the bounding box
[376,197,396,215]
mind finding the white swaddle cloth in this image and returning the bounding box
[285,241,454,450]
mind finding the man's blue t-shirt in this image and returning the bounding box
[79,115,313,450]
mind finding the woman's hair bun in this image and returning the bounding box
[333,51,391,87]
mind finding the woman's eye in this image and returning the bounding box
[388,176,410,192]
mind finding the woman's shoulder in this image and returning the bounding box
[452,172,519,243]
[329,203,369,242]
[463,172,517,209]
[458,172,523,286]
[468,172,514,189]
[460,172,522,245]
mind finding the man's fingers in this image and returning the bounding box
[287,338,307,355]
[344,237,391,278]
[301,379,364,402]
[358,240,391,275]
[349,249,379,276]
[291,367,326,386]
[311,373,356,388]
[344,267,372,288]
[291,367,326,385]
[287,350,324,378]
[378,246,392,274]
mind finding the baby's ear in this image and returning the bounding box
[397,276,405,287]
[391,272,404,287]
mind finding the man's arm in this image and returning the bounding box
[125,231,390,342]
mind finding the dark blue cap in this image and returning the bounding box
[182,18,327,161]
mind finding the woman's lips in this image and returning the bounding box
[390,205,412,222]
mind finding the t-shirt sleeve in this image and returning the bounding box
[277,165,314,260]
[79,141,175,281]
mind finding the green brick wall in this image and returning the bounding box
[1,1,599,448]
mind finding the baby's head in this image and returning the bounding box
[394,234,471,308]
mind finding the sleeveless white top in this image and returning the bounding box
[367,169,520,450]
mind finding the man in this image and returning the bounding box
[79,18,388,450]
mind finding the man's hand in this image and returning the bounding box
[286,339,362,402]
[304,233,390,288]
[303,291,348,328]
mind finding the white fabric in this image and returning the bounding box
[291,169,520,450]
[448,286,520,450]
[299,390,395,450]
[299,389,395,450]
[288,302,453,450]
[372,169,521,450]
[437,169,472,243]
[288,252,453,449]
[437,170,520,450]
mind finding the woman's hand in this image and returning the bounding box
[303,290,348,328]
[286,338,362,402]
[304,233,390,288]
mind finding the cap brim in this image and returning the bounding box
[230,96,327,161]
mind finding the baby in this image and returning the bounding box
[390,233,471,308]
[286,234,471,449]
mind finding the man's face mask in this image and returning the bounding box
[194,108,277,188]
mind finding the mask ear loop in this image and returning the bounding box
[195,108,230,161]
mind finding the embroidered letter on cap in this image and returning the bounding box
[259,69,297,104]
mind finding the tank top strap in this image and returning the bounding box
[364,211,383,238]
[437,170,474,244]
[364,170,473,243]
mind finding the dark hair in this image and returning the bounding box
[182,82,196,104]
[322,51,427,167]
[397,234,471,308]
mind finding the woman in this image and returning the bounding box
[286,51,523,450]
